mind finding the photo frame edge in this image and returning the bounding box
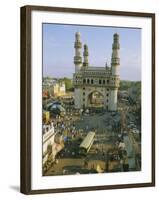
[20,5,32,195]
[20,5,155,195]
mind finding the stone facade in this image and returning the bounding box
[73,32,120,111]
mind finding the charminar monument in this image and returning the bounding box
[73,32,120,111]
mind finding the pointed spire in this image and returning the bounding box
[105,62,109,69]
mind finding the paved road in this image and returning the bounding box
[45,158,105,176]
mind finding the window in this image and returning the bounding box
[99,79,101,84]
[107,99,109,103]
[87,79,90,84]
[107,80,109,84]
[83,92,85,95]
[107,93,109,97]
[103,80,105,84]
[83,79,86,84]
[91,79,94,84]
[83,87,85,90]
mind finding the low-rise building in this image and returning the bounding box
[43,122,64,173]
[43,78,66,98]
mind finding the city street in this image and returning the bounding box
[43,97,141,175]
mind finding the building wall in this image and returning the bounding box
[59,83,66,94]
[74,85,112,109]
[74,71,119,110]
[43,82,66,97]
[109,89,118,111]
[74,87,82,108]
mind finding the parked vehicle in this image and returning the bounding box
[79,131,96,156]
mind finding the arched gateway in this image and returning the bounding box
[73,32,120,111]
[87,90,104,108]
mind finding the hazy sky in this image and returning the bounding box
[43,23,141,81]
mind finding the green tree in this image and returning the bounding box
[59,77,73,91]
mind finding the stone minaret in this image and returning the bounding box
[83,44,89,68]
[74,32,82,72]
[111,33,120,76]
[109,33,120,111]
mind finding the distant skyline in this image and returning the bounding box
[43,23,141,81]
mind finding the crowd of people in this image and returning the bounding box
[43,106,133,174]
